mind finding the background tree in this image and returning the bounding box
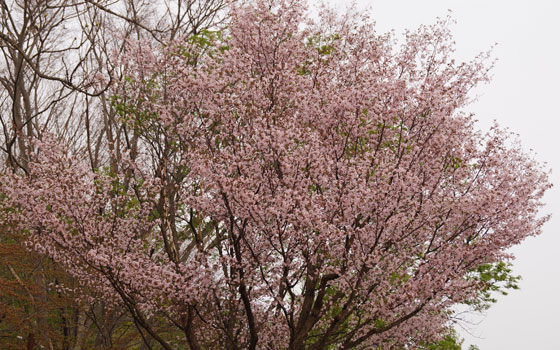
[0,0,234,349]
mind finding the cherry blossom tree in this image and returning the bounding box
[0,1,550,349]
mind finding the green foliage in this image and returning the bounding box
[170,29,228,64]
[464,261,521,311]
[298,32,340,75]
[306,32,340,55]
[419,330,468,350]
[423,336,462,350]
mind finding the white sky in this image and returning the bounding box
[321,0,560,348]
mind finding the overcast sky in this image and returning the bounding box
[321,0,560,348]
